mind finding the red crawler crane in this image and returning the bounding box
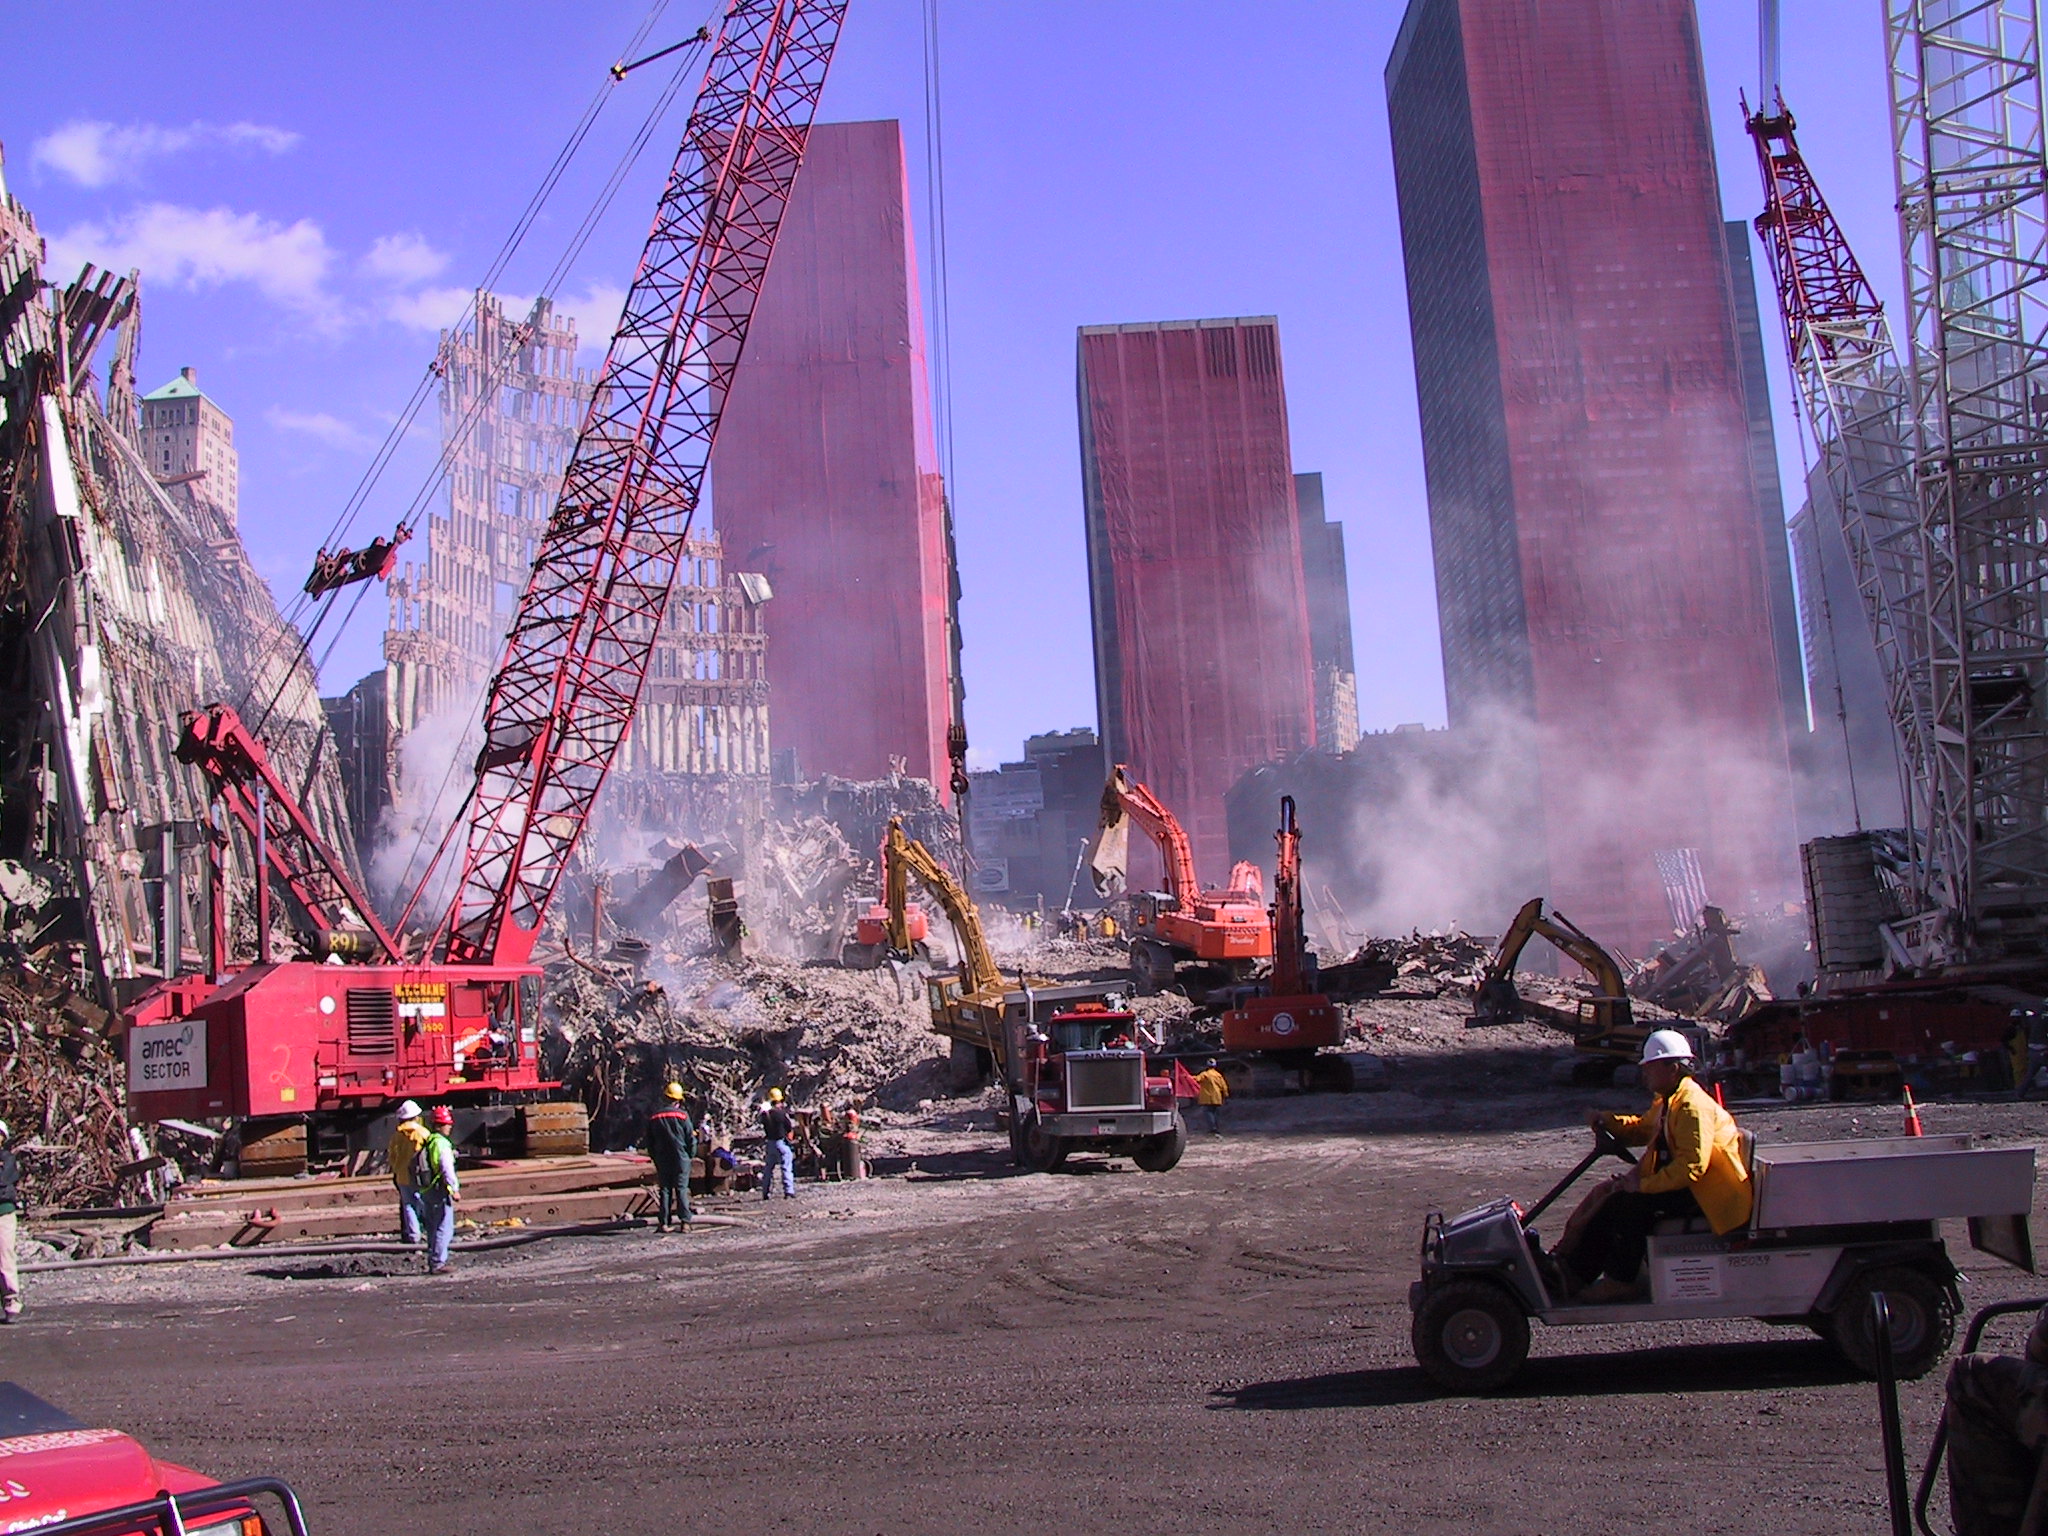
[121,2,850,1174]
[1093,765,1272,994]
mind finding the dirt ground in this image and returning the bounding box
[11,1043,2048,1536]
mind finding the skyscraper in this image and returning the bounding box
[709,119,952,790]
[1079,316,1317,878]
[1386,0,1800,953]
[140,367,238,526]
[1295,472,1360,753]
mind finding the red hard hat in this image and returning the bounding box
[430,1105,454,1126]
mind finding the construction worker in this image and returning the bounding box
[0,1120,22,1323]
[1192,1058,1230,1137]
[760,1087,796,1199]
[387,1100,430,1245]
[419,1105,461,1275]
[840,1103,865,1180]
[1944,1301,2048,1535]
[647,1082,696,1230]
[1558,1029,1752,1304]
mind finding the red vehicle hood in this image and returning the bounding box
[0,1385,214,1532]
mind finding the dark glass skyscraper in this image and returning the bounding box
[1387,0,1800,952]
[1079,317,1317,878]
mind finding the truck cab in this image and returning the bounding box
[1014,1004,1184,1174]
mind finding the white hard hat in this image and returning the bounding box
[1640,1029,1695,1066]
[396,1100,424,1122]
[0,1120,9,1142]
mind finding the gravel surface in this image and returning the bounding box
[10,1048,2048,1536]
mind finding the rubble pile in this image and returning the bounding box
[1629,907,1778,1026]
[0,966,130,1209]
[542,953,952,1149]
[1320,929,1496,1000]
[746,816,865,960]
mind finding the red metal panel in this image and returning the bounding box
[1079,318,1317,879]
[1458,0,1798,955]
[710,120,952,790]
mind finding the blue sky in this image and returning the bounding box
[2,1,1899,769]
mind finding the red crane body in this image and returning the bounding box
[1222,795,1340,1055]
[122,3,849,1142]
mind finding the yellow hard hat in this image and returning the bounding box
[768,1087,785,1103]
[664,1081,685,1100]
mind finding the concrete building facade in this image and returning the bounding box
[140,367,238,526]
[709,119,953,791]
[1078,316,1318,879]
[1386,0,1800,953]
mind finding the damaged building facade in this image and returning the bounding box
[355,290,771,888]
[0,149,360,1006]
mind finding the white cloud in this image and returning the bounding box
[383,285,474,332]
[31,119,300,188]
[553,284,627,351]
[362,232,450,286]
[48,203,335,316]
[266,407,376,452]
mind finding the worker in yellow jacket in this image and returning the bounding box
[1558,1030,1752,1304]
[1192,1058,1230,1137]
[387,1100,430,1246]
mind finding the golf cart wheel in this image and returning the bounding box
[1826,1266,1955,1380]
[1412,1280,1530,1394]
[1023,1119,1069,1174]
[1132,1112,1187,1172]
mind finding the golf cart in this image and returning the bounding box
[1409,1125,2037,1393]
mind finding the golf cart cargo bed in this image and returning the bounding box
[1751,1135,2034,1229]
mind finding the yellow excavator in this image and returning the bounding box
[1469,897,1649,1064]
[882,819,1186,1172]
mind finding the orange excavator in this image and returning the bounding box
[1221,796,1346,1077]
[1090,765,1273,994]
[840,825,932,969]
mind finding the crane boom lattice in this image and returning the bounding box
[1888,0,2048,953]
[1748,105,1935,894]
[435,0,848,966]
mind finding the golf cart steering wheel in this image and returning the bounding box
[1592,1124,1639,1166]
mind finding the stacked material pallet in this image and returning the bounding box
[146,1155,657,1250]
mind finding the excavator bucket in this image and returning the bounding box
[1088,809,1130,899]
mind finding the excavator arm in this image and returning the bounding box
[885,818,1004,998]
[1471,897,1637,1054]
[1093,766,1201,906]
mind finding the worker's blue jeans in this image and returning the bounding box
[397,1185,426,1244]
[423,1190,456,1269]
[1201,1103,1223,1135]
[763,1138,795,1198]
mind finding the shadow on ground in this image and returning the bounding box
[1213,1337,1859,1410]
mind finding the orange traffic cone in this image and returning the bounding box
[1903,1085,1924,1137]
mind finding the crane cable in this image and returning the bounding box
[384,20,722,926]
[242,6,714,743]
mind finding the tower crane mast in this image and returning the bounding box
[1751,0,2048,968]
